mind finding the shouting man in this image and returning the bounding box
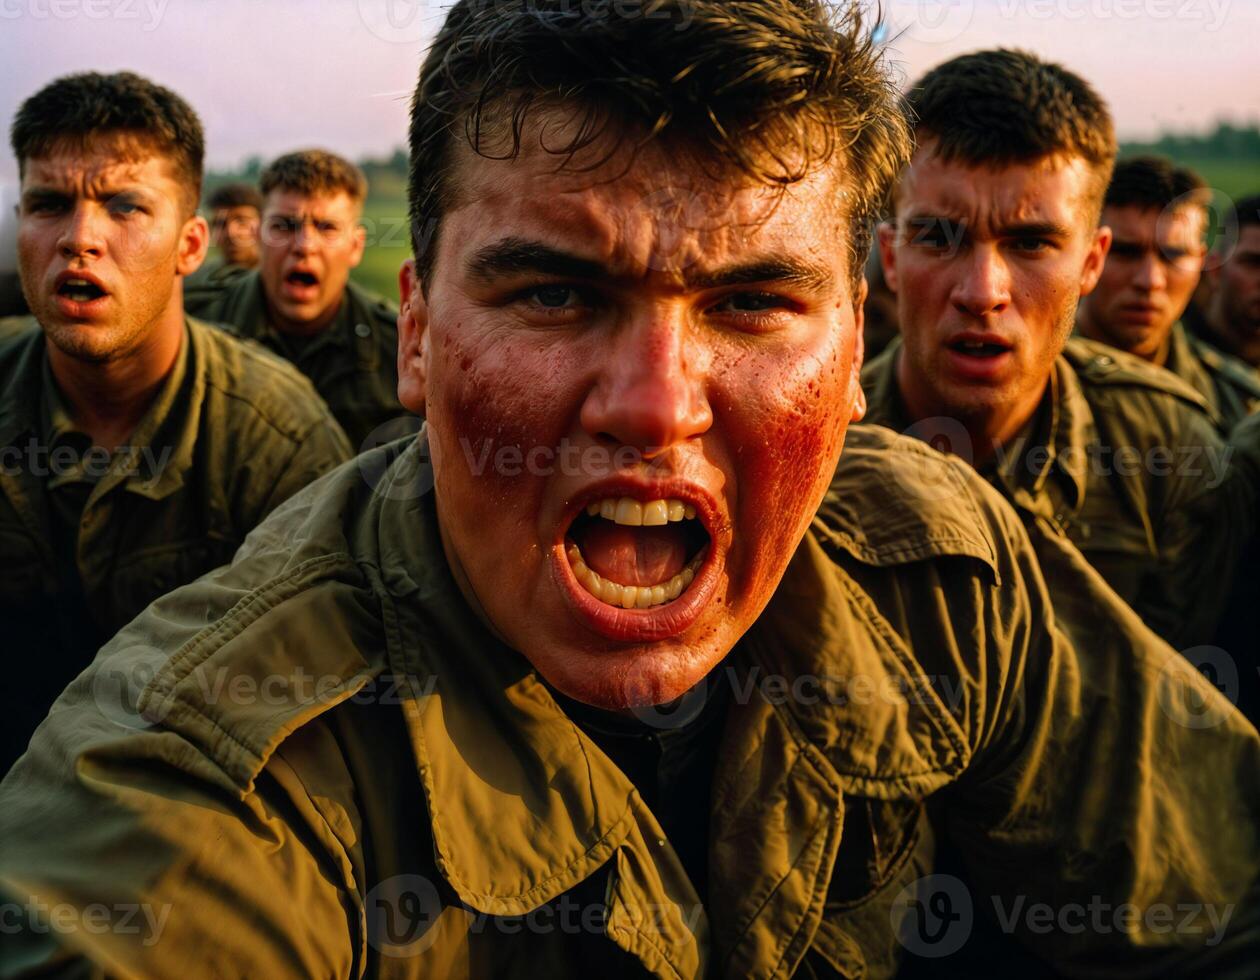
[187,150,404,448]
[0,73,351,772]
[1,8,1257,978]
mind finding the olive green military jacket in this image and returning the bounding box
[185,270,406,449]
[0,318,352,769]
[2,428,1257,979]
[862,337,1236,649]
[1163,321,1260,431]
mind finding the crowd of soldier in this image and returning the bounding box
[0,3,1258,973]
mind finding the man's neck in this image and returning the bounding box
[895,349,1049,470]
[265,291,344,338]
[46,309,185,451]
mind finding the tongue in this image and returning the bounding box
[579,521,688,587]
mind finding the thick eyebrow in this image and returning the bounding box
[686,257,834,292]
[467,237,834,291]
[997,221,1073,239]
[21,183,157,206]
[20,187,70,208]
[900,214,1073,240]
[467,239,607,283]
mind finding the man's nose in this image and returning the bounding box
[292,221,318,255]
[57,203,106,259]
[580,312,712,459]
[952,245,1010,318]
[1134,251,1167,292]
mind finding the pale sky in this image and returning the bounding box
[0,0,1257,188]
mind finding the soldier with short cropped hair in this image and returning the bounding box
[187,149,404,448]
[0,71,351,773]
[1077,156,1260,429]
[2,11,1259,979]
[862,48,1236,648]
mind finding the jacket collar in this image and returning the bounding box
[226,271,380,370]
[0,321,203,506]
[990,358,1092,520]
[864,338,1090,521]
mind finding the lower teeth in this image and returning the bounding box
[567,544,706,610]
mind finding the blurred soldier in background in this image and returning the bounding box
[1196,193,1260,370]
[0,72,351,773]
[1077,157,1260,430]
[0,181,29,318]
[183,181,263,289]
[186,150,404,448]
[862,49,1232,649]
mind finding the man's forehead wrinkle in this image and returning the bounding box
[24,155,165,197]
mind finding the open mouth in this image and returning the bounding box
[947,337,1010,358]
[286,270,319,288]
[56,278,107,303]
[564,496,711,611]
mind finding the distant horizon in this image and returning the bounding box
[2,0,1258,184]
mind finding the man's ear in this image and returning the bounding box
[877,221,898,293]
[1079,224,1113,297]
[850,277,868,423]
[176,214,210,277]
[349,224,367,268]
[397,258,429,415]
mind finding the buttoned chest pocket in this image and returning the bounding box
[105,535,241,634]
[806,800,934,979]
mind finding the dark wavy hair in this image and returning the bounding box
[407,0,911,289]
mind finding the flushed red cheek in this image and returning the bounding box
[432,333,579,507]
[721,348,850,605]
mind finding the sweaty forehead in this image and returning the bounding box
[22,150,173,194]
[264,188,358,217]
[441,134,847,282]
[1105,203,1205,245]
[898,149,1093,232]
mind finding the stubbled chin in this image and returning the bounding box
[538,635,721,710]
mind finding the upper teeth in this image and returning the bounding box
[585,496,696,526]
[67,279,91,286]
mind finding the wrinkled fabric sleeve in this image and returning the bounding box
[0,557,361,978]
[946,488,1260,978]
[259,414,354,517]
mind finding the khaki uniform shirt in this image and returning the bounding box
[1163,321,1260,432]
[861,337,1234,649]
[1,428,1256,978]
[0,318,352,771]
[186,270,406,449]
